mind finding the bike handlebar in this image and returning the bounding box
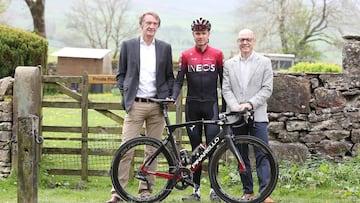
[220,108,251,117]
[218,108,254,125]
[149,98,253,126]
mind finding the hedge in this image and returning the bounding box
[0,25,48,78]
[285,62,342,73]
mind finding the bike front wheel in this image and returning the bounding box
[110,137,177,203]
[208,135,278,203]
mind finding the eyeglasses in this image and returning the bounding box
[237,38,254,43]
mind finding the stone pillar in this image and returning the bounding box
[342,35,360,75]
[12,66,42,173]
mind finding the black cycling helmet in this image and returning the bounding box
[191,17,211,31]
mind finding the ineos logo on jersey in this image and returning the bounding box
[187,64,216,72]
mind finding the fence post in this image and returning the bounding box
[81,72,89,181]
[17,115,39,203]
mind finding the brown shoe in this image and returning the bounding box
[241,193,255,199]
[105,196,123,203]
[264,196,275,203]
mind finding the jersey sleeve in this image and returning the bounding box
[171,55,186,100]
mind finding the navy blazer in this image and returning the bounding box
[116,37,174,112]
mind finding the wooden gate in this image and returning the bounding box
[41,72,123,180]
[41,72,187,181]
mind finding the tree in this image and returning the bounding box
[236,0,360,61]
[0,0,10,24]
[0,0,10,14]
[66,0,138,59]
[24,0,46,38]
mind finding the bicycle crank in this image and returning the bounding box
[173,167,194,190]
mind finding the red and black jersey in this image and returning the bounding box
[172,45,223,102]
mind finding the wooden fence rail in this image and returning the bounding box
[41,72,187,180]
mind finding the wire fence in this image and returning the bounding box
[42,131,121,173]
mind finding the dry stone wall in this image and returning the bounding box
[268,36,360,162]
[0,77,13,178]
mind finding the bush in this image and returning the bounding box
[285,62,342,73]
[0,25,48,78]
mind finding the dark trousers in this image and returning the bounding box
[232,122,270,194]
[185,100,220,187]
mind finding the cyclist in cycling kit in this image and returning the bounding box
[172,17,224,202]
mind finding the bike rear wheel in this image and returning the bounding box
[209,135,278,203]
[110,137,177,203]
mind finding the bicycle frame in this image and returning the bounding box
[138,100,248,183]
[111,98,278,203]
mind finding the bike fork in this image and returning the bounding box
[224,134,246,173]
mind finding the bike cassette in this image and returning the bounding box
[173,167,193,190]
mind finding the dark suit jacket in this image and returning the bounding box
[116,37,174,112]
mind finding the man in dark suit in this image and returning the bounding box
[106,11,174,203]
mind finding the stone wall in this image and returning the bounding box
[268,36,360,162]
[0,77,13,178]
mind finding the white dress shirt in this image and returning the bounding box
[137,37,157,98]
[239,52,255,95]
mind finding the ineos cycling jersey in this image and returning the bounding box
[172,45,223,102]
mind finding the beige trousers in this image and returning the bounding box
[111,101,164,197]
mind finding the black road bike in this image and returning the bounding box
[110,98,278,203]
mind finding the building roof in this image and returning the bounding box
[52,47,112,59]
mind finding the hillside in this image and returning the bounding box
[2,0,347,63]
[3,0,240,59]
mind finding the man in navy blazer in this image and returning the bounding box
[117,32,174,113]
[222,29,275,203]
[107,11,174,203]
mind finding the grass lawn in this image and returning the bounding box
[1,172,360,203]
[1,92,360,202]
